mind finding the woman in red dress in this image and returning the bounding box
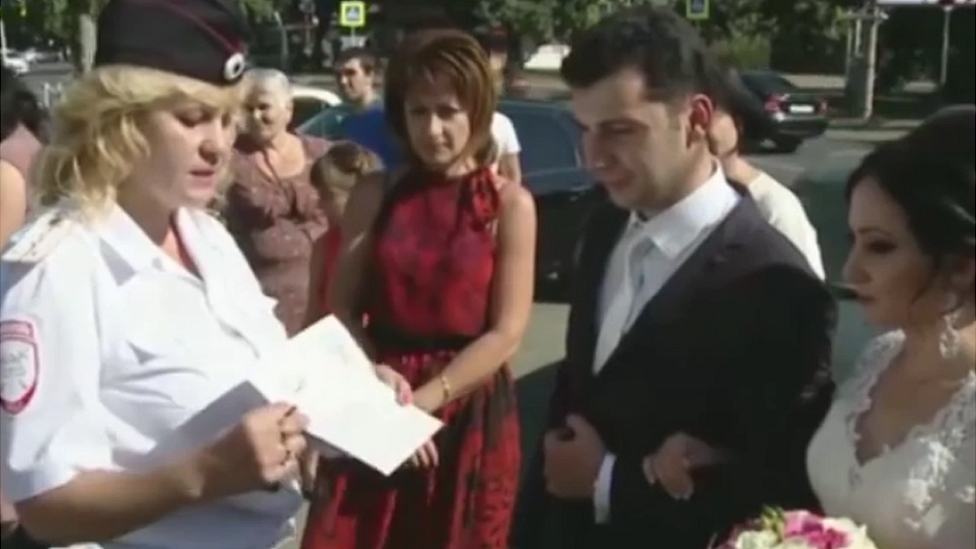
[301,29,537,549]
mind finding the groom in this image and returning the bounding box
[513,7,836,549]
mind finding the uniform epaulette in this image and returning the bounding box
[1,209,79,265]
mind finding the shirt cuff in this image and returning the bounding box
[593,453,616,523]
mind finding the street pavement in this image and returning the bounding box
[17,63,883,547]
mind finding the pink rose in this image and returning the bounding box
[783,510,819,536]
[800,528,849,548]
[782,512,850,548]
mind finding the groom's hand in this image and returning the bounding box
[543,414,605,499]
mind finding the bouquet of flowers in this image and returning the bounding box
[714,508,878,549]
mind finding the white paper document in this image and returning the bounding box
[249,316,443,475]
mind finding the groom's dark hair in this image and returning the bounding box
[560,5,723,104]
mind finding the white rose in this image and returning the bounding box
[733,531,779,549]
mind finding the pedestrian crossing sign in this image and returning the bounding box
[686,0,709,20]
[339,1,366,28]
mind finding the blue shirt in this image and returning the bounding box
[337,107,400,167]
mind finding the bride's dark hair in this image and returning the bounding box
[846,106,975,296]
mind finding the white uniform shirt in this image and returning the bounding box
[0,204,302,549]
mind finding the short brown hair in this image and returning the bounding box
[334,47,377,74]
[311,141,383,197]
[383,28,496,165]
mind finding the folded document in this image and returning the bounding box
[249,316,443,475]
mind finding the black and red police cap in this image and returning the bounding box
[94,0,251,86]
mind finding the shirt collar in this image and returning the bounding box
[629,164,736,258]
[94,204,202,273]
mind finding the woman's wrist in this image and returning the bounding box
[414,383,444,413]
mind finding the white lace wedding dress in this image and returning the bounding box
[807,332,975,549]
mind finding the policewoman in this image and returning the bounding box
[0,1,405,548]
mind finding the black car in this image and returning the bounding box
[739,70,829,153]
[298,98,602,297]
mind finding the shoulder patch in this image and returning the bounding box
[2,209,78,264]
[0,318,40,415]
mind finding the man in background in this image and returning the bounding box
[334,47,380,111]
[708,66,825,278]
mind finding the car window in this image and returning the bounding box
[503,108,579,175]
[298,107,346,139]
[292,97,327,127]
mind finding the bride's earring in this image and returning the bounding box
[938,298,962,360]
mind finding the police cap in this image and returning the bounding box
[94,0,250,86]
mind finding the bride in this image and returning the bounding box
[807,107,975,549]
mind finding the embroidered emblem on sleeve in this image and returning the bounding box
[0,319,40,415]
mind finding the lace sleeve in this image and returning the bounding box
[943,377,976,505]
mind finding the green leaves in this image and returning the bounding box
[7,0,281,42]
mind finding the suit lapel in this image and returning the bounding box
[566,203,628,390]
[596,194,755,379]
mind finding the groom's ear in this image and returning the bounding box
[685,93,715,145]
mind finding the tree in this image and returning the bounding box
[759,0,855,73]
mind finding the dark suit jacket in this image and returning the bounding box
[513,192,836,549]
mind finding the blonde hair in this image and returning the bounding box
[32,65,244,213]
[310,141,383,197]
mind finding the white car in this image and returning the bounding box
[290,84,342,127]
[2,52,30,75]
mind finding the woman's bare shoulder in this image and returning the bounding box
[495,176,534,216]
[0,159,25,188]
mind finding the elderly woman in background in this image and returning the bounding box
[224,68,330,335]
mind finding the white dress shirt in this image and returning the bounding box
[0,204,301,549]
[592,167,740,523]
[490,111,521,174]
[747,171,824,279]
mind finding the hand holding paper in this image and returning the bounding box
[250,316,443,476]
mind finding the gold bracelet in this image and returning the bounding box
[438,373,452,402]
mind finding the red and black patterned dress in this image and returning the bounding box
[301,167,521,549]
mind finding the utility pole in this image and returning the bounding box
[844,2,884,120]
[939,4,953,86]
[862,3,880,120]
[1,15,8,56]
